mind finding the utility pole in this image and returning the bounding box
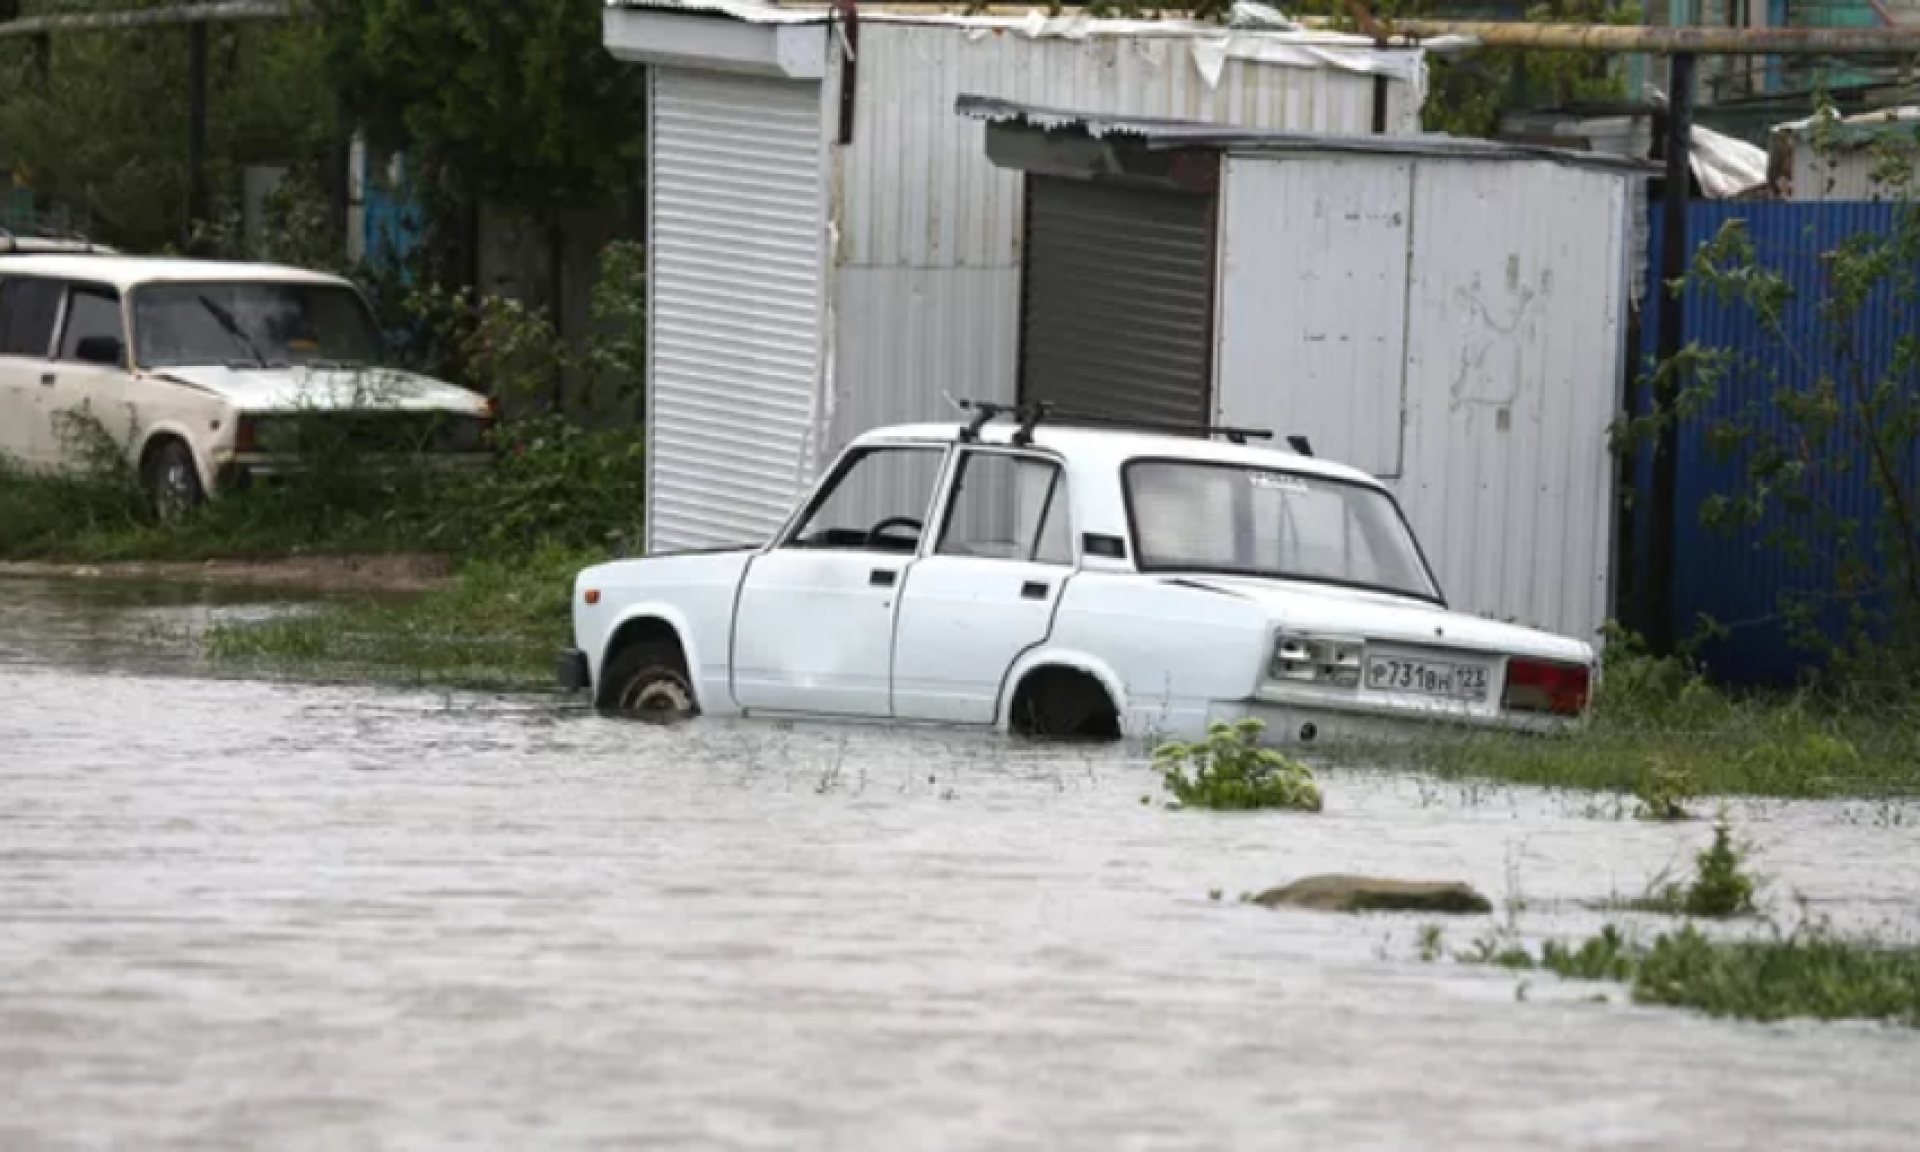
[1650,52,1697,655]
[187,20,210,251]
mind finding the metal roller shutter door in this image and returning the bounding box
[648,69,822,553]
[1017,175,1216,429]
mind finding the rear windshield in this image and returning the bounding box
[1124,460,1440,602]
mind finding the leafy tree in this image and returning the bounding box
[1628,95,1920,694]
[1287,0,1643,137]
[317,0,646,269]
[0,10,338,251]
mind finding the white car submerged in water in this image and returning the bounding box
[558,404,1596,747]
[0,254,493,515]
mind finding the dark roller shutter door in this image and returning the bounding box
[1018,175,1216,428]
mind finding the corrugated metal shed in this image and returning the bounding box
[1389,157,1630,642]
[1214,149,1633,641]
[1639,201,1920,685]
[966,97,1646,642]
[606,2,1429,550]
[1771,107,1920,201]
[822,18,1424,489]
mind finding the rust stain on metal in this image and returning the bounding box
[1386,19,1920,54]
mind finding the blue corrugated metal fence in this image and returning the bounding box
[1640,200,1920,686]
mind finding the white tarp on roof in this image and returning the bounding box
[1643,85,1767,198]
[606,0,1428,92]
[1690,123,1767,199]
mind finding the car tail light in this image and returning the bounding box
[234,414,258,452]
[1502,658,1592,716]
[1272,634,1362,687]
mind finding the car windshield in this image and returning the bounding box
[1124,460,1440,601]
[131,281,384,369]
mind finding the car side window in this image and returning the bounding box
[936,450,1073,565]
[785,445,947,554]
[0,278,64,359]
[56,286,124,365]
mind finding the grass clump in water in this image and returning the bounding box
[1155,719,1323,812]
[1475,923,1920,1029]
[1456,814,1920,1028]
[201,543,593,689]
[1677,816,1759,918]
[1632,924,1920,1026]
[1610,814,1763,919]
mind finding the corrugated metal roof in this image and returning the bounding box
[605,0,1428,83]
[957,95,1660,174]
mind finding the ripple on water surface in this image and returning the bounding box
[1,578,1918,1151]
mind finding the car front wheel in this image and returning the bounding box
[143,439,206,522]
[596,639,699,725]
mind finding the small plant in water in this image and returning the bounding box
[1682,813,1758,918]
[1633,758,1697,822]
[1418,923,1445,963]
[1154,719,1323,812]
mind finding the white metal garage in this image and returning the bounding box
[604,0,1428,554]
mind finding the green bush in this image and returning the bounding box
[1155,719,1324,812]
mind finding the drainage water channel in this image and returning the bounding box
[2,576,1918,1151]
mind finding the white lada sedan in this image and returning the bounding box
[557,405,1596,747]
[0,254,493,516]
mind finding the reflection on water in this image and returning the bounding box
[1,576,1917,1151]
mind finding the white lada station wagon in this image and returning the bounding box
[558,403,1597,746]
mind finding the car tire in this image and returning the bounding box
[596,639,699,725]
[143,439,206,522]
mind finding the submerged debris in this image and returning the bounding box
[1250,874,1493,915]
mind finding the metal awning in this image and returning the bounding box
[956,95,1661,176]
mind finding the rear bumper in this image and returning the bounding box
[556,648,591,692]
[1214,697,1578,746]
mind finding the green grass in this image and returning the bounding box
[200,543,597,690]
[0,409,646,565]
[1474,923,1920,1029]
[1633,925,1920,1026]
[1412,654,1920,801]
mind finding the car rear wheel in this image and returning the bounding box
[143,439,205,522]
[596,639,699,724]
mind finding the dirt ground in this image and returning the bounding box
[0,554,457,594]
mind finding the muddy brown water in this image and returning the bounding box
[3,576,1918,1151]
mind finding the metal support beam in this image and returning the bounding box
[1648,50,1696,655]
[1382,19,1920,54]
[187,21,210,246]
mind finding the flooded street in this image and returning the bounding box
[3,578,1918,1151]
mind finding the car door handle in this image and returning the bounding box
[869,568,896,588]
[1021,581,1049,600]
[39,373,54,388]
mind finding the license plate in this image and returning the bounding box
[1366,656,1490,701]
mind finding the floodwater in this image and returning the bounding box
[3,578,1918,1151]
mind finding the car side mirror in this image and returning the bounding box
[74,335,124,368]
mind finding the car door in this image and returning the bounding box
[42,282,132,472]
[891,447,1077,725]
[730,442,951,718]
[0,277,65,467]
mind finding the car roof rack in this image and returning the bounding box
[954,397,1284,448]
[0,222,117,255]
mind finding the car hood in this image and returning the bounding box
[145,365,489,415]
[1165,574,1595,663]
